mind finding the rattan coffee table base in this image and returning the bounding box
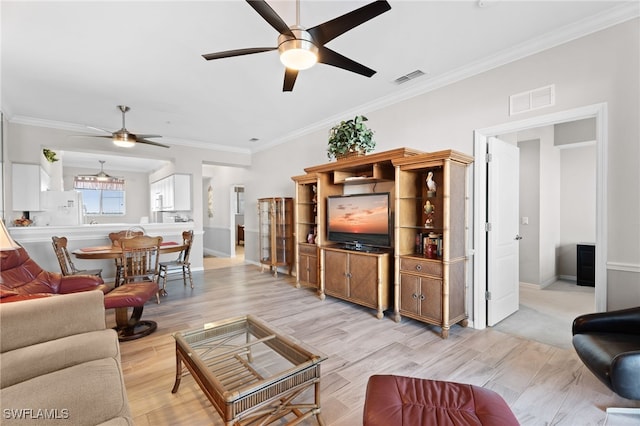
[172,315,326,425]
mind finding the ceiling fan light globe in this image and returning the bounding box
[278,28,318,71]
[113,133,135,148]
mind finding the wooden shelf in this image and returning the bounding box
[332,163,395,184]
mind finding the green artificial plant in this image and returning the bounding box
[42,148,58,163]
[327,115,375,160]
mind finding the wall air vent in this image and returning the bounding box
[509,84,555,115]
[394,70,426,85]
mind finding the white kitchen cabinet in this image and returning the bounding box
[150,173,191,212]
[173,174,191,211]
[12,163,43,211]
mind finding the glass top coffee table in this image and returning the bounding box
[172,315,327,425]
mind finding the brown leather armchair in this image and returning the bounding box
[0,247,110,302]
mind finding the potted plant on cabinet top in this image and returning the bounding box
[327,115,375,160]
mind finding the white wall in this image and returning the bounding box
[202,164,247,257]
[247,19,640,310]
[539,126,561,287]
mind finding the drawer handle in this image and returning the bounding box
[420,294,426,301]
[412,293,418,299]
[415,264,422,272]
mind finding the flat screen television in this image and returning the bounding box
[326,192,391,248]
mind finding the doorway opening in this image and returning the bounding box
[473,103,607,332]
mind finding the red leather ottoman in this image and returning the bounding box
[103,282,159,341]
[363,375,519,426]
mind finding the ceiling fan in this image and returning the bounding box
[202,0,391,91]
[84,105,169,148]
[78,160,120,182]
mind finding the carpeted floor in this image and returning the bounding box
[492,280,595,349]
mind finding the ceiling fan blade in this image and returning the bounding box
[308,0,391,45]
[203,47,276,61]
[138,138,170,148]
[317,46,376,77]
[246,0,294,37]
[283,68,299,92]
[135,134,162,139]
[86,125,112,134]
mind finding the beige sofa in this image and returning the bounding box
[0,291,132,425]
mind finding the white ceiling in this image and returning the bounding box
[2,1,637,172]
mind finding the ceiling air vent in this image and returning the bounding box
[394,70,426,85]
[509,84,555,116]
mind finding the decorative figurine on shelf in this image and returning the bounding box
[426,171,437,197]
[424,200,435,228]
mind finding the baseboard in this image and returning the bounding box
[540,275,558,289]
[203,248,228,258]
[519,281,539,290]
[558,274,577,282]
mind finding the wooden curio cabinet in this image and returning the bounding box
[291,174,321,294]
[393,150,473,338]
[258,197,293,277]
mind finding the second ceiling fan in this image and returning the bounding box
[86,105,169,149]
[202,0,391,91]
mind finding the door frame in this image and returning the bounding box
[229,184,244,258]
[473,103,608,330]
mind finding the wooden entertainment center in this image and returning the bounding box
[292,148,473,338]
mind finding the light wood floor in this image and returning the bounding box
[113,265,640,426]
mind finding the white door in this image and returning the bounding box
[487,137,521,326]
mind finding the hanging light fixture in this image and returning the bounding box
[95,160,111,181]
[75,160,124,190]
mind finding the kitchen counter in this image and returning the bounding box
[8,222,195,243]
[7,222,202,280]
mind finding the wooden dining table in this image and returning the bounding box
[73,241,187,260]
[73,242,187,296]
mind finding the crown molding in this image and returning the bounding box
[8,115,251,155]
[255,2,639,152]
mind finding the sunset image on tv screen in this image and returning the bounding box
[328,195,388,234]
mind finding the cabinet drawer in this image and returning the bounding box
[400,257,442,277]
[299,244,318,256]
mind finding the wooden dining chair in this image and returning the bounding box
[158,230,194,296]
[119,235,162,304]
[51,236,103,277]
[108,229,145,286]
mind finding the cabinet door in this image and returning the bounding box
[299,253,318,286]
[173,174,191,210]
[40,168,50,192]
[163,177,174,210]
[399,273,420,316]
[324,250,348,297]
[12,163,41,211]
[420,277,443,322]
[258,200,272,262]
[150,181,160,211]
[348,254,379,306]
